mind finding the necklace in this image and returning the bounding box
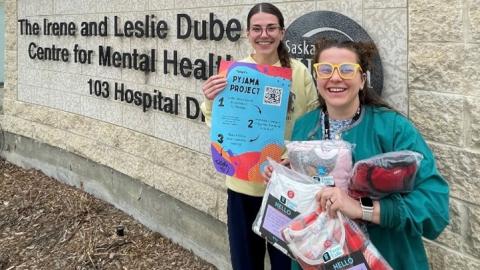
[323,105,362,140]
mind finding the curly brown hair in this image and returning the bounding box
[313,38,393,110]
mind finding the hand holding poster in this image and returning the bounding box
[210,61,292,182]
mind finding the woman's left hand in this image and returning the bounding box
[261,159,290,184]
[317,187,363,219]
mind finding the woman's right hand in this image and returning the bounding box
[202,75,227,100]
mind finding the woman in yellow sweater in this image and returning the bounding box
[201,3,318,270]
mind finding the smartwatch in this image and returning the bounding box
[360,197,374,222]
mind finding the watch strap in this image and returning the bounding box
[362,206,374,222]
[360,198,374,222]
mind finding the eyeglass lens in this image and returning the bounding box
[317,63,357,78]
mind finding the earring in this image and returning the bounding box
[366,71,372,89]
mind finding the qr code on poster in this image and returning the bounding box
[263,86,283,106]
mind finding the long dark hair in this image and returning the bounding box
[247,3,291,68]
[313,38,393,110]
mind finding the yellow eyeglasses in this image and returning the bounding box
[313,62,363,80]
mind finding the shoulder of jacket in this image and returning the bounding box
[290,58,307,70]
[369,106,400,118]
[367,106,417,131]
[292,109,320,139]
[297,108,320,122]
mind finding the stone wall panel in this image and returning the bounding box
[467,98,480,147]
[430,144,480,205]
[410,92,464,146]
[409,43,466,95]
[468,0,480,42]
[365,8,407,113]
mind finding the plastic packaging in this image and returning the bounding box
[282,210,392,270]
[349,151,423,199]
[252,158,326,256]
[287,140,354,191]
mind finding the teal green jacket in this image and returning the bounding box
[290,106,449,270]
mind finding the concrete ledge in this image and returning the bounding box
[0,131,231,270]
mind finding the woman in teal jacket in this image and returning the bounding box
[290,38,449,270]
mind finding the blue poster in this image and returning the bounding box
[210,61,292,182]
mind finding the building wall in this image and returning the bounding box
[1,0,479,269]
[409,0,480,268]
[0,0,5,84]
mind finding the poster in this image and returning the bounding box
[210,61,292,182]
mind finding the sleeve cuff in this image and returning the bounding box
[379,195,403,229]
[202,99,213,111]
[200,99,213,127]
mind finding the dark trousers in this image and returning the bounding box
[227,189,291,270]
